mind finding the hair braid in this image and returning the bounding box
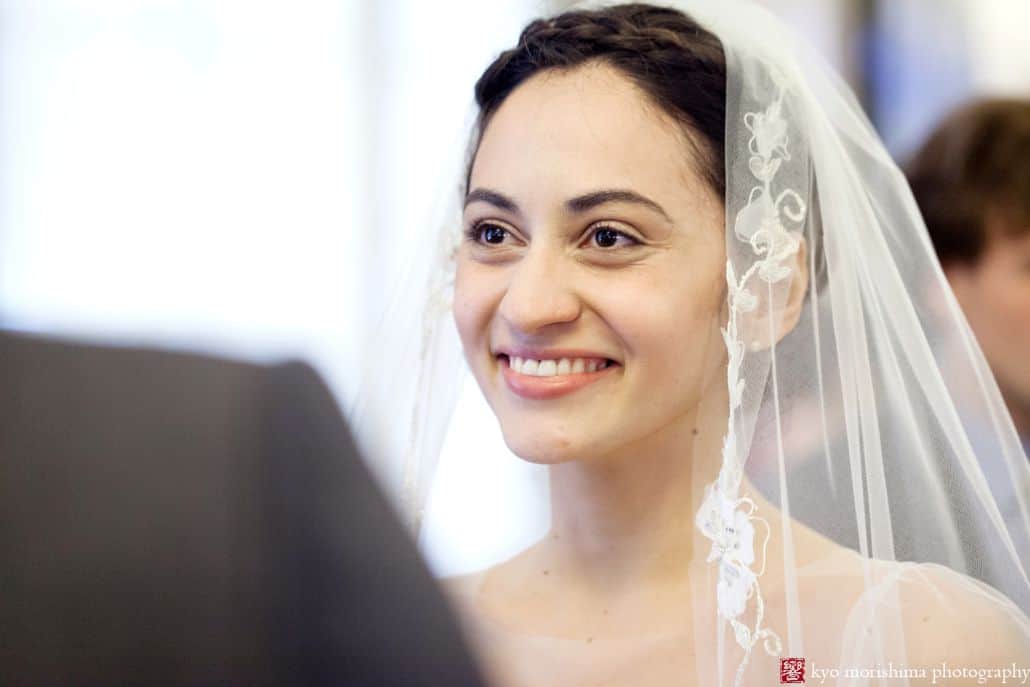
[470,3,727,199]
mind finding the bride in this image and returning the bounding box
[356,2,1030,685]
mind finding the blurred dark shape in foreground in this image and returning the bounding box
[0,330,484,687]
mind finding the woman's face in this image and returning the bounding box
[455,63,727,464]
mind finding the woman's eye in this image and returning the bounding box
[590,226,638,249]
[465,222,511,246]
[481,224,507,244]
[465,222,638,250]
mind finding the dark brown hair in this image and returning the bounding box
[905,98,1030,266]
[467,3,726,199]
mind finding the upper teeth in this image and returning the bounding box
[508,356,609,376]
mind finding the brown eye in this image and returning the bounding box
[464,221,512,247]
[594,228,620,248]
[482,224,507,244]
[590,226,638,249]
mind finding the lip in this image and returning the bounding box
[498,354,619,400]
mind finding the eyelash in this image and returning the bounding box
[464,222,640,249]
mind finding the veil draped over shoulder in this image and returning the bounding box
[352,1,1030,685]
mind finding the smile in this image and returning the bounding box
[509,355,614,376]
[498,354,618,400]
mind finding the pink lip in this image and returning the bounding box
[499,355,618,400]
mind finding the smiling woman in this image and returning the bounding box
[455,62,731,467]
[354,2,1030,686]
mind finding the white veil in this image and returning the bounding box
[351,1,1030,685]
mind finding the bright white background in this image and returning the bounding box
[0,0,536,405]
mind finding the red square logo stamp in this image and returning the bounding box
[780,657,806,684]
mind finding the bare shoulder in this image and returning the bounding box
[787,548,1030,682]
[887,562,1030,667]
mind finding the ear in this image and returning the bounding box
[737,235,810,351]
[774,235,810,344]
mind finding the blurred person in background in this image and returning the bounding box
[905,97,1030,592]
[907,98,1030,453]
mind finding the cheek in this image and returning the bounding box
[614,274,725,394]
[453,259,501,357]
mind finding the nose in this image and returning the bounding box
[497,244,582,335]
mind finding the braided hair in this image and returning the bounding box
[468,3,727,199]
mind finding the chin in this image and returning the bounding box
[500,421,628,466]
[500,428,585,465]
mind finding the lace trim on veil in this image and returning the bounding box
[695,75,805,687]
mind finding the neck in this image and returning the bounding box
[545,374,732,592]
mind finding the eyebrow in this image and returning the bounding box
[464,187,672,223]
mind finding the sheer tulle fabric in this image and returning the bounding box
[351,1,1030,685]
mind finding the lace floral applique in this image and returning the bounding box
[695,79,805,687]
